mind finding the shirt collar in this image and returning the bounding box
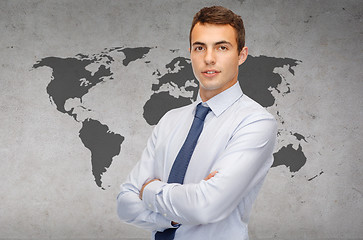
[196,81,243,117]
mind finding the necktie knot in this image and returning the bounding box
[195,103,210,120]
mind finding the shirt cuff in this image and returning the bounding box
[154,213,175,231]
[142,180,166,213]
[143,180,182,227]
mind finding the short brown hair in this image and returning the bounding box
[189,6,245,53]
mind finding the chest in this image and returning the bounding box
[154,113,240,183]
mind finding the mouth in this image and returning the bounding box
[202,70,221,77]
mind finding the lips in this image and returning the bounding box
[202,69,220,77]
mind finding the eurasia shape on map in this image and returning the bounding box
[33,46,309,189]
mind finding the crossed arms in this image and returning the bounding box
[117,115,276,231]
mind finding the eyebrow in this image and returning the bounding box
[192,41,206,46]
[192,40,233,46]
[215,40,232,46]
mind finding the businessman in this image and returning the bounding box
[117,6,277,240]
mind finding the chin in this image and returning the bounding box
[199,80,223,91]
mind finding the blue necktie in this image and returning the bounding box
[155,103,210,240]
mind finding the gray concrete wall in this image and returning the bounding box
[0,0,362,239]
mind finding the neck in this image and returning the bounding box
[199,80,237,102]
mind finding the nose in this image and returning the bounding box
[204,49,216,65]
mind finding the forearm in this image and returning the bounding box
[139,171,218,226]
[142,157,271,225]
[117,182,173,231]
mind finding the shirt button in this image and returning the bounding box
[163,213,167,217]
[149,204,152,208]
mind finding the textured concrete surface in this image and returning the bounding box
[0,0,362,239]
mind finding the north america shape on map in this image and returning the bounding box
[33,46,310,189]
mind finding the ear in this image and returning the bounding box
[238,47,248,65]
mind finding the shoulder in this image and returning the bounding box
[151,103,196,140]
[156,102,195,127]
[231,94,277,132]
[235,94,275,119]
[161,102,195,119]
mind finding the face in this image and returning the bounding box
[190,23,248,101]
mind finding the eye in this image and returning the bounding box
[194,46,204,51]
[218,45,228,51]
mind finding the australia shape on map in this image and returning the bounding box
[33,46,312,189]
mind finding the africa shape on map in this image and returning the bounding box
[33,46,310,189]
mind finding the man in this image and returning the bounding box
[117,6,277,240]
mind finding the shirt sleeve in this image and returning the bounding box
[116,120,173,232]
[142,114,277,225]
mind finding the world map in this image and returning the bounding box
[33,46,311,189]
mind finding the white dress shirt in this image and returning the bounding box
[117,82,277,240]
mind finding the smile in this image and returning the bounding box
[202,70,220,77]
